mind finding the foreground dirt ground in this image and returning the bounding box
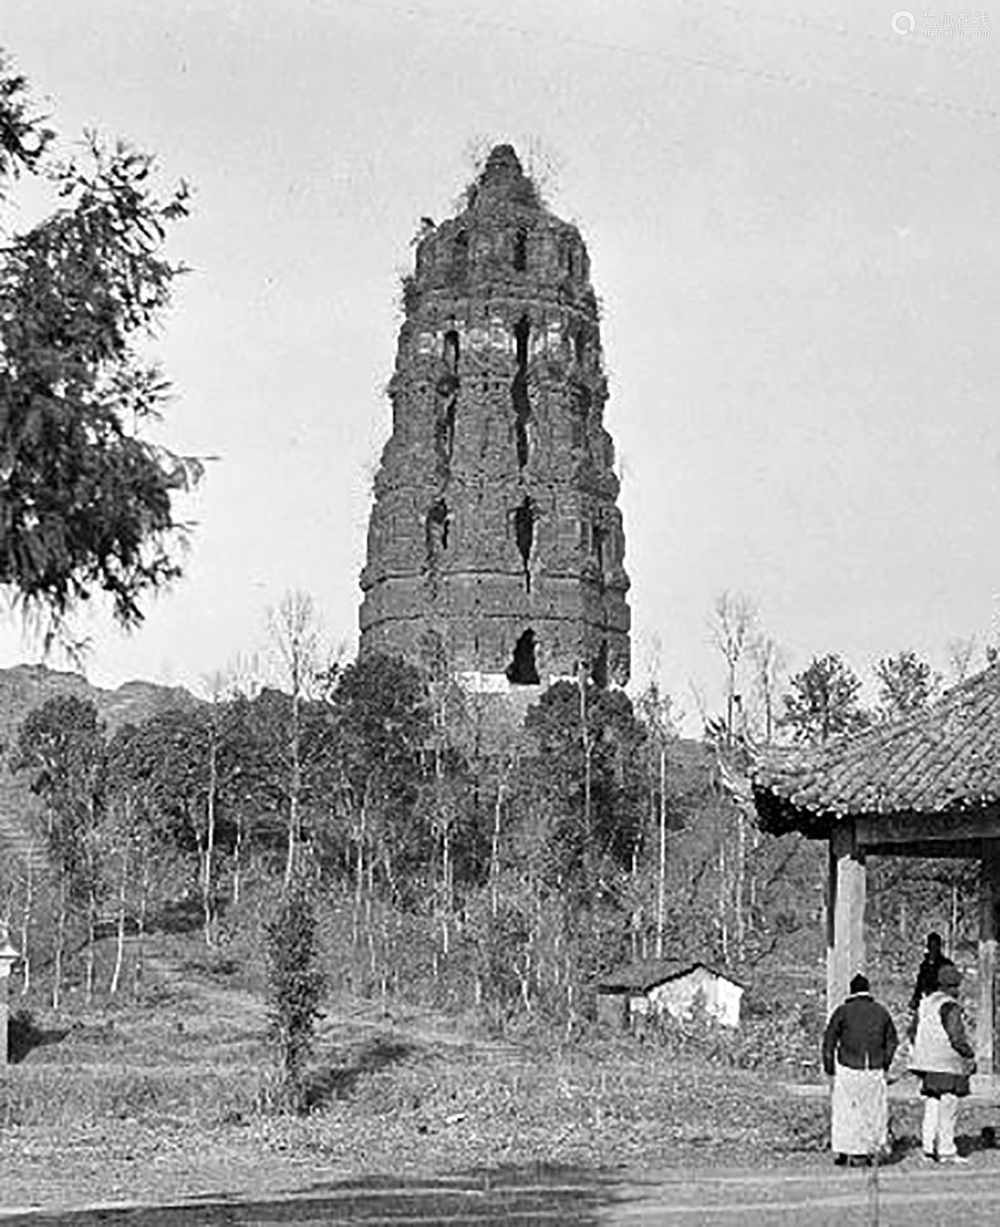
[4,1110,1000,1221]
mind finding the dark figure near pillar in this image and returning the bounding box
[909,933,955,1013]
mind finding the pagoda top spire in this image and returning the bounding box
[466,143,541,211]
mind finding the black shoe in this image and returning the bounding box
[834,1154,847,1166]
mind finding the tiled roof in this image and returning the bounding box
[596,959,739,992]
[752,664,1000,834]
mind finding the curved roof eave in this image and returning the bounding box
[750,664,1000,837]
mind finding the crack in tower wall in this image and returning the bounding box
[513,497,534,593]
[511,315,531,470]
[358,145,631,688]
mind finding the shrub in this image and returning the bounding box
[645,1000,820,1075]
[264,883,325,1113]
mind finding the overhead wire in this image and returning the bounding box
[334,0,999,123]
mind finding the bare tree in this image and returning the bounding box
[636,679,677,959]
[708,591,758,962]
[198,671,231,946]
[268,591,323,887]
[750,634,786,745]
[709,592,758,745]
[208,653,267,906]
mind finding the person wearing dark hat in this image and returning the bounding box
[909,932,955,1013]
[822,973,899,1166]
[909,962,976,1163]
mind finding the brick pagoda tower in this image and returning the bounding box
[359,145,630,690]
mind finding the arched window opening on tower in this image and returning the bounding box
[506,629,540,685]
[572,380,592,451]
[574,330,588,367]
[425,499,450,563]
[591,640,609,689]
[443,330,460,373]
[435,375,459,467]
[512,315,531,468]
[513,229,528,272]
[452,231,469,282]
[592,523,608,588]
[513,498,534,592]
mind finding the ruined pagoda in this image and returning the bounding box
[359,145,630,691]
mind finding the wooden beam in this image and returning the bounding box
[862,840,983,860]
[977,841,1000,1077]
[826,820,866,1017]
[856,807,1000,849]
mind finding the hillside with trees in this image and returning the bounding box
[0,594,986,1058]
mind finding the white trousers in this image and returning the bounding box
[922,1093,959,1158]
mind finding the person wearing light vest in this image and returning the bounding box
[909,962,976,1163]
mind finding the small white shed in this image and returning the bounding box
[596,959,744,1029]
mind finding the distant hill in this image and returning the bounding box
[0,664,196,872]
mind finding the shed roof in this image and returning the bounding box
[596,959,741,993]
[752,664,1000,836]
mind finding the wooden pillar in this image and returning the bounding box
[976,841,1000,1078]
[0,940,19,1066]
[826,820,866,1017]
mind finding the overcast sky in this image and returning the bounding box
[1,1,997,730]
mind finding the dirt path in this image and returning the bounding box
[5,1158,1000,1224]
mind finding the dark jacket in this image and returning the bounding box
[822,992,899,1075]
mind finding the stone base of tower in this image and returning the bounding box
[359,568,629,688]
[360,598,628,689]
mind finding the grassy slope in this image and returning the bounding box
[1,927,998,1214]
